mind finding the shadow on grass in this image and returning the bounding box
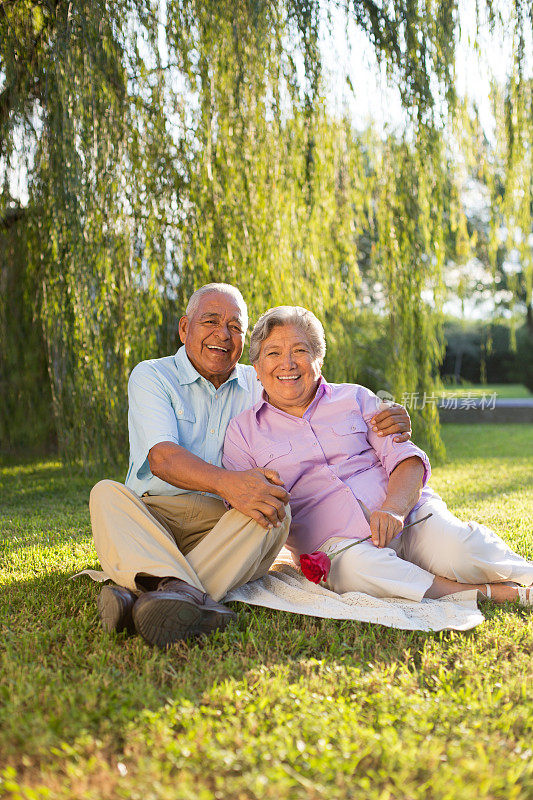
[0,567,465,764]
[0,461,125,509]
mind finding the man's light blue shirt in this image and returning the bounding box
[126,346,263,497]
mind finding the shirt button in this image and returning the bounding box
[210,429,215,435]
[313,442,318,446]
[178,409,183,415]
[269,453,274,458]
[330,476,335,481]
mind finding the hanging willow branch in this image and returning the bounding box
[1,0,531,463]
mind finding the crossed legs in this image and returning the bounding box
[322,497,532,604]
[89,480,291,645]
[90,480,291,600]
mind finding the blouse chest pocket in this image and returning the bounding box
[254,440,299,490]
[330,415,369,457]
[255,440,293,468]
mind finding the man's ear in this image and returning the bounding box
[178,315,188,344]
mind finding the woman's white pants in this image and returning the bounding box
[320,497,533,602]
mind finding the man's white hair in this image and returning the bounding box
[249,306,326,363]
[185,283,248,328]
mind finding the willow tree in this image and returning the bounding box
[490,2,532,334]
[453,4,532,334]
[438,4,532,383]
[489,81,533,334]
[1,0,531,463]
[1,0,180,462]
[167,2,363,337]
[155,0,459,454]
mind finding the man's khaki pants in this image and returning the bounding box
[89,480,291,602]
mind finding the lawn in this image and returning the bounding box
[1,425,532,800]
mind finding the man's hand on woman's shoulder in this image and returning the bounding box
[370,404,411,442]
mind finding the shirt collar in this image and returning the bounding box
[253,375,330,418]
[317,376,332,397]
[173,346,248,391]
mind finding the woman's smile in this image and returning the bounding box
[254,323,323,417]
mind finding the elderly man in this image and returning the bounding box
[90,283,411,648]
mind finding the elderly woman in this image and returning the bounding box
[222,306,532,605]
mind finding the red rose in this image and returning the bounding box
[299,551,331,584]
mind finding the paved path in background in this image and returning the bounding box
[438,396,533,423]
[489,398,533,407]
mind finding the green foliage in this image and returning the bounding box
[1,1,531,463]
[375,128,446,457]
[0,207,54,454]
[0,425,532,797]
[515,325,533,392]
[441,317,531,386]
[24,0,179,464]
[449,3,533,333]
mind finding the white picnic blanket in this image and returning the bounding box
[76,547,485,632]
[224,548,484,632]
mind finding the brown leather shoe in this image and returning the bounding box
[132,578,237,649]
[97,584,137,634]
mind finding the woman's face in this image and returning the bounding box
[254,323,323,416]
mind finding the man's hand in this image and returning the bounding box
[370,509,404,548]
[148,442,289,530]
[370,404,411,442]
[223,468,290,529]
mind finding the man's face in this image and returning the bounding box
[178,292,246,388]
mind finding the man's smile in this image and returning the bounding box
[277,374,300,381]
[206,345,230,352]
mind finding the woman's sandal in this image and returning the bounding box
[482,584,492,600]
[516,586,533,607]
[481,583,532,606]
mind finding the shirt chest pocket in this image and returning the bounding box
[254,441,297,488]
[173,402,196,424]
[329,416,369,458]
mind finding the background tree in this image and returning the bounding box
[1,1,531,464]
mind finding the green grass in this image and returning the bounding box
[1,426,532,799]
[440,382,532,399]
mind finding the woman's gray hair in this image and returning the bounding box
[249,306,326,363]
[186,283,248,328]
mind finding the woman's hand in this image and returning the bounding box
[371,456,425,547]
[370,404,411,442]
[370,509,405,548]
